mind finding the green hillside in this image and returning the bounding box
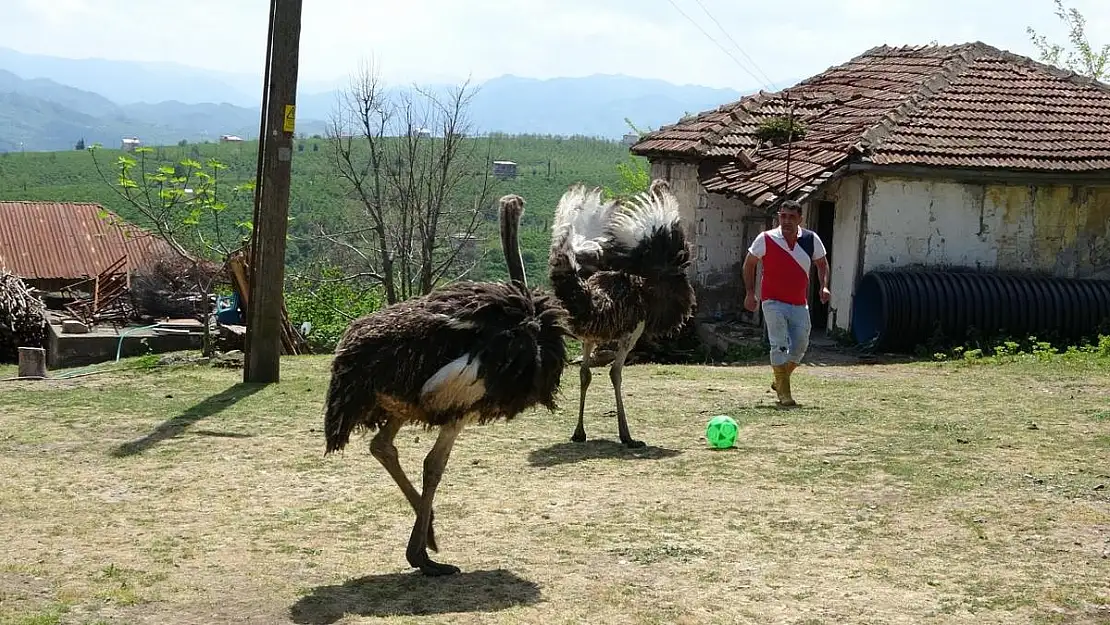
[0,134,642,286]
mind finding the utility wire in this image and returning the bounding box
[688,0,779,90]
[662,0,772,91]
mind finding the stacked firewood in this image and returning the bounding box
[0,271,48,363]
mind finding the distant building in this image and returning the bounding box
[220,134,244,143]
[493,160,518,179]
[621,132,639,147]
[121,136,141,152]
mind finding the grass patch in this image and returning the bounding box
[0,353,1106,623]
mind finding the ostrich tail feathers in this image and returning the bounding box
[604,178,691,276]
[549,184,617,276]
[548,184,607,322]
[323,351,372,454]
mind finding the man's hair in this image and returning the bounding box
[778,199,803,214]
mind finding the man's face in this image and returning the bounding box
[777,208,802,232]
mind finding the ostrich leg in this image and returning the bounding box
[407,420,463,576]
[571,340,595,442]
[369,414,439,552]
[611,322,646,449]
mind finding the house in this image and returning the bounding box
[220,134,244,143]
[121,136,141,152]
[630,42,1110,339]
[493,160,518,179]
[0,201,175,294]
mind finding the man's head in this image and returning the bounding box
[776,200,803,234]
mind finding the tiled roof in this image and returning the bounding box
[631,42,1110,207]
[0,201,176,281]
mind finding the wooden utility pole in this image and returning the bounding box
[243,0,302,383]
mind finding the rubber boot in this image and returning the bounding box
[771,361,799,392]
[772,365,796,406]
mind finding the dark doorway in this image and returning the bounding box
[809,200,835,329]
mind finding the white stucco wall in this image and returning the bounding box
[650,159,766,319]
[641,162,1110,338]
[649,160,698,247]
[862,176,1110,279]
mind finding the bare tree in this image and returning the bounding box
[1027,0,1109,80]
[320,60,498,305]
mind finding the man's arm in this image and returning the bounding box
[815,256,829,290]
[743,253,760,296]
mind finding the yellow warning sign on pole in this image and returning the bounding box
[283,105,296,133]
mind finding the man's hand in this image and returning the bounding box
[744,292,758,312]
[820,287,831,304]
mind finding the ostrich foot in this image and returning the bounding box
[419,559,461,577]
[621,437,646,449]
[571,428,586,443]
[409,551,461,576]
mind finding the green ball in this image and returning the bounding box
[705,415,739,449]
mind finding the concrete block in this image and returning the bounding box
[62,319,89,334]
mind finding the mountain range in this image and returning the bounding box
[0,46,765,152]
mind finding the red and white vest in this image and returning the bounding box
[747,227,826,306]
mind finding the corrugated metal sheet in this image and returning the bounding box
[0,201,176,280]
[631,42,1110,206]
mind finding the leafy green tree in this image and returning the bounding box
[1027,0,1108,79]
[87,144,254,353]
[284,265,383,353]
[604,155,650,199]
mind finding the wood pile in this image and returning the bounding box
[64,256,135,326]
[130,251,223,320]
[225,248,309,355]
[0,271,49,364]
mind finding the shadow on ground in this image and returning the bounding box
[109,382,265,457]
[288,569,540,623]
[527,437,683,468]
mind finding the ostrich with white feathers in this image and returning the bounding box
[547,179,696,448]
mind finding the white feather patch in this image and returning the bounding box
[608,187,682,250]
[420,354,486,412]
[552,185,619,256]
[436,314,479,331]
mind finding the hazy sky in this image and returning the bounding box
[3,0,1108,91]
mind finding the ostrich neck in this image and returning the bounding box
[501,213,527,288]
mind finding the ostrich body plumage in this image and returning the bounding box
[548,179,695,448]
[323,194,571,576]
[324,281,568,443]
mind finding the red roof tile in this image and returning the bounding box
[0,201,177,281]
[631,42,1110,207]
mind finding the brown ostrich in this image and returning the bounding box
[548,179,695,448]
[323,194,571,576]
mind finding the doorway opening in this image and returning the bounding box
[809,200,835,330]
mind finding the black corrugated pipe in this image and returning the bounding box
[850,270,1110,351]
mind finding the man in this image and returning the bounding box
[742,200,830,406]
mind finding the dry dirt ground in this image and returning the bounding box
[0,349,1107,625]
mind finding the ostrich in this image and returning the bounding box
[548,179,696,448]
[323,194,571,576]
